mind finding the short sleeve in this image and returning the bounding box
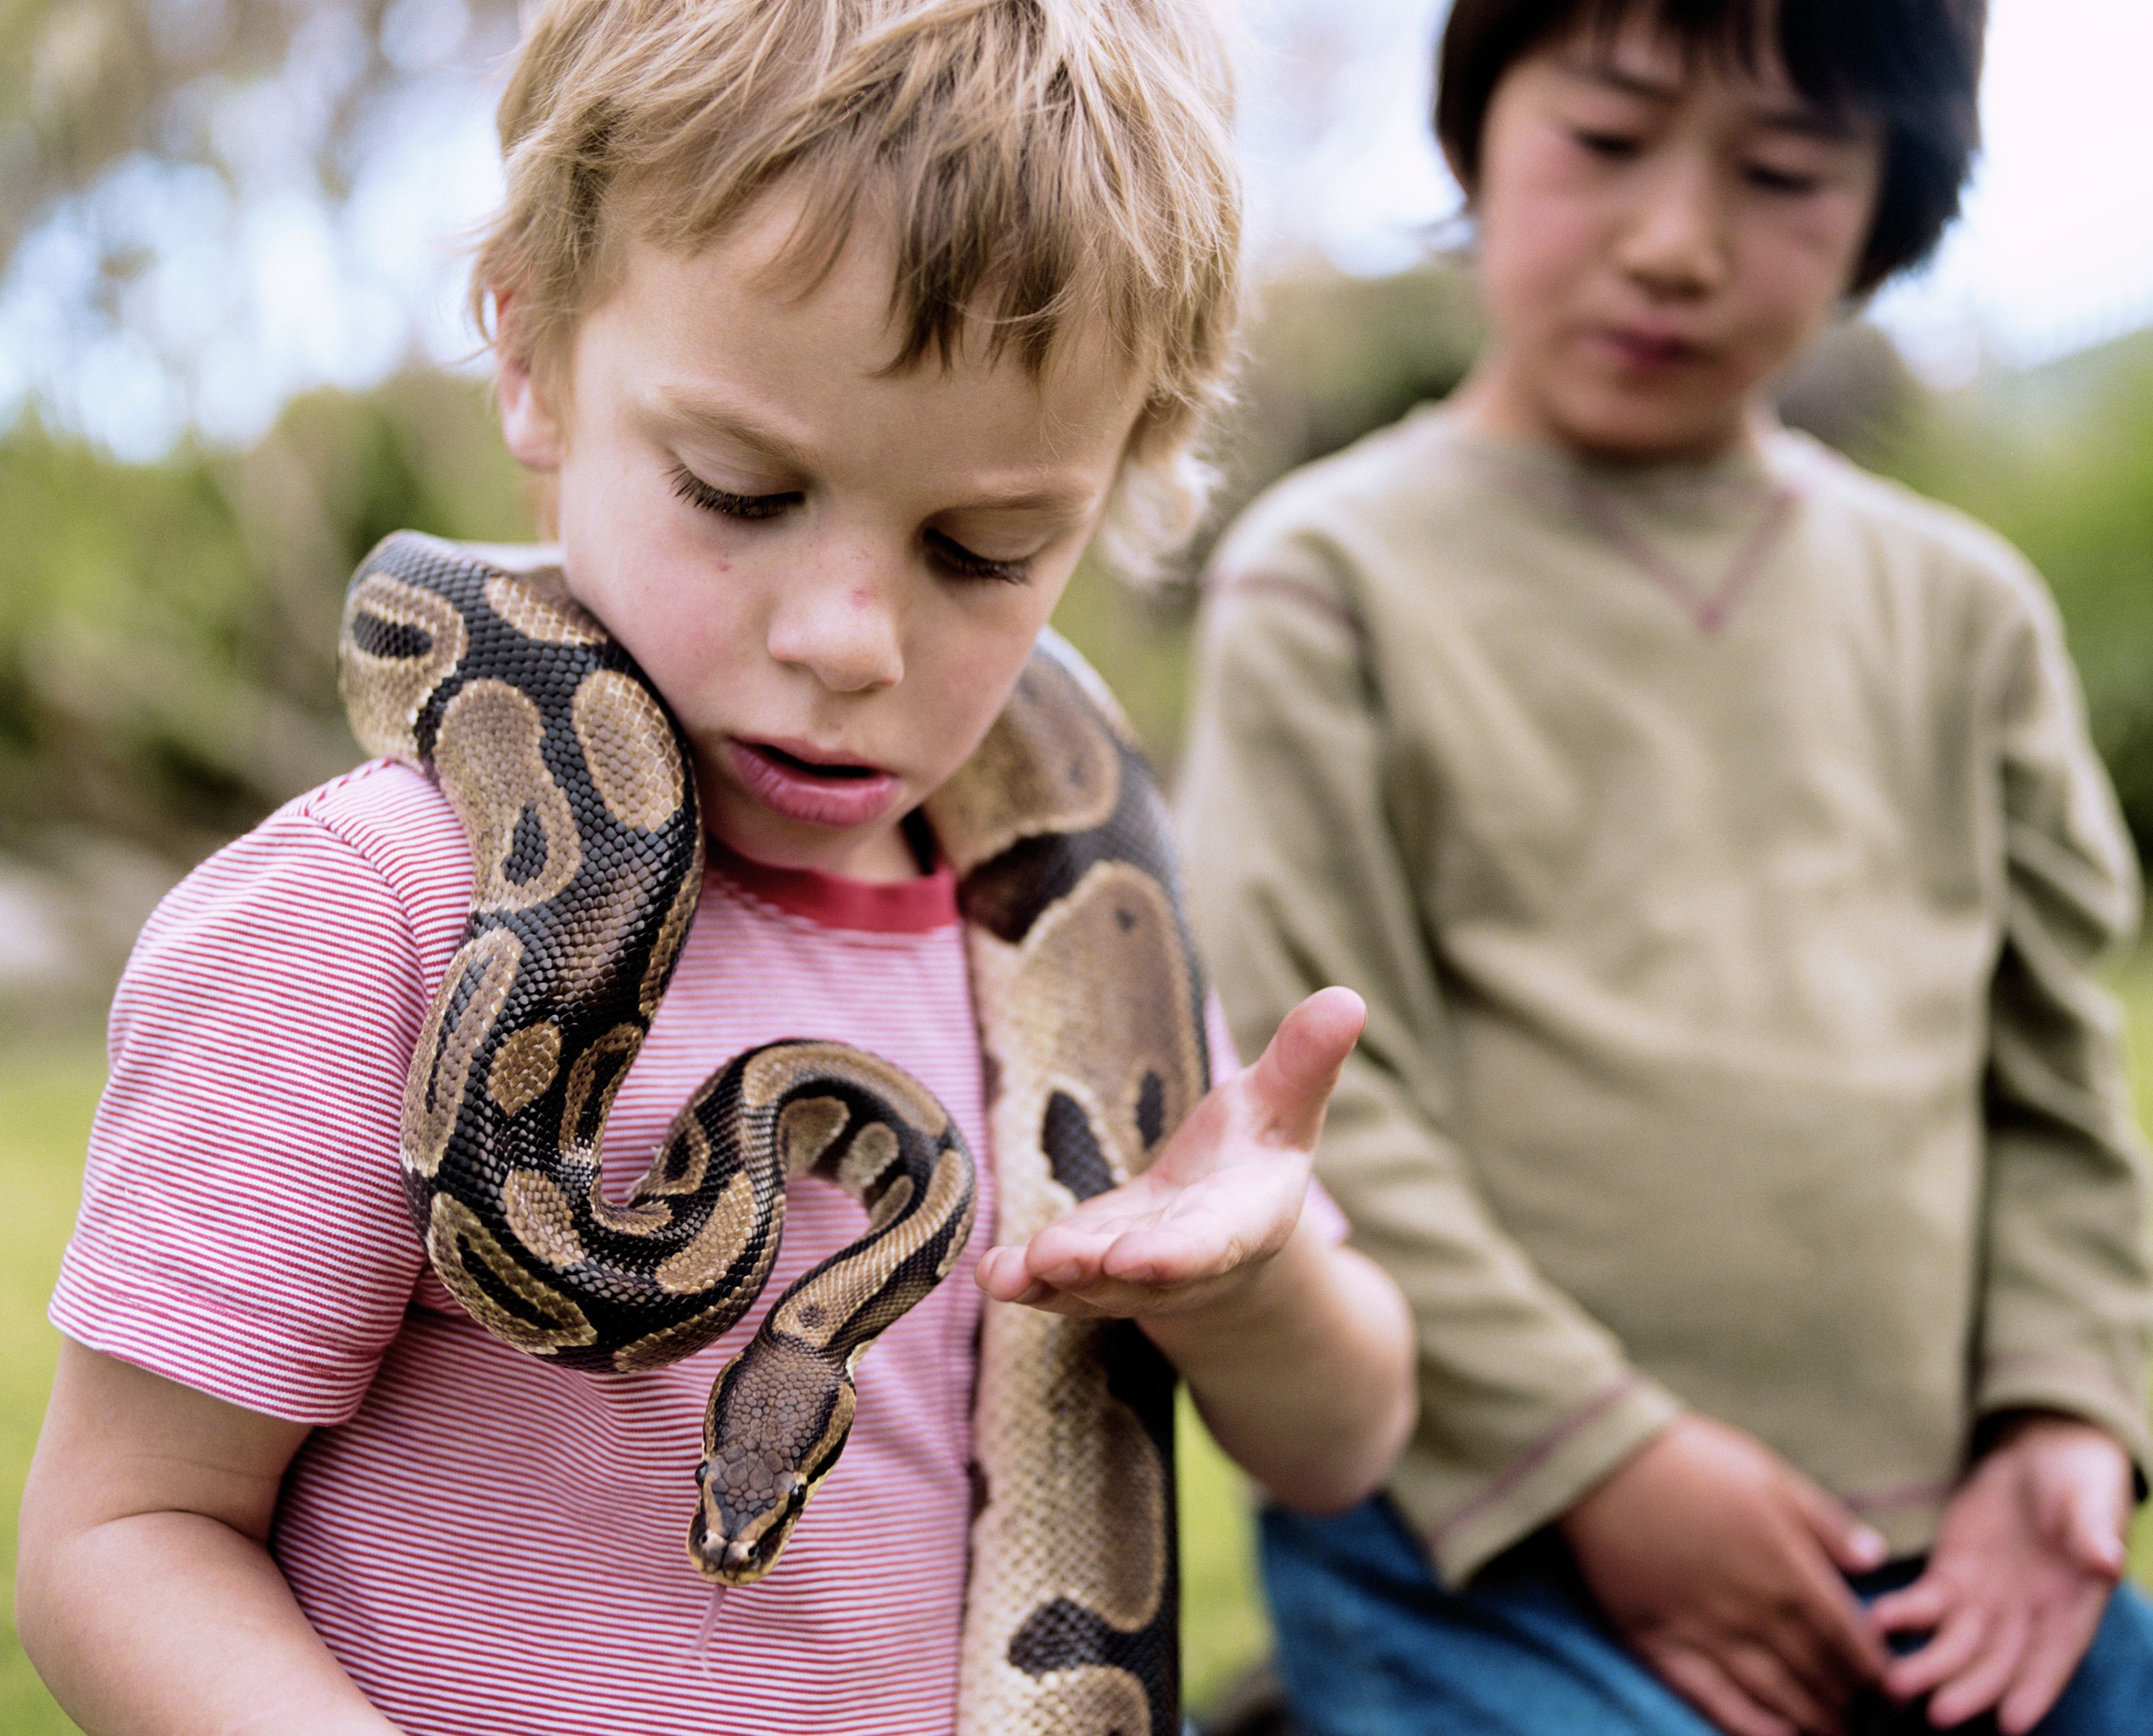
[50,795,441,1425]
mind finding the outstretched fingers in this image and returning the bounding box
[1883,1600,1990,1702]
[977,987,1364,1319]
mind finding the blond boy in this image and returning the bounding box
[15,5,1415,1731]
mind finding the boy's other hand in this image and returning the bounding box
[1869,1413,2130,1734]
[1559,1414,1891,1736]
[974,987,1365,1319]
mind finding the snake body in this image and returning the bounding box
[339,531,1208,1734]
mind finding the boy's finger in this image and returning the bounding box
[1763,1590,1868,1705]
[2062,1482,2127,1580]
[1867,1576,1949,1637]
[975,1245,1060,1303]
[1886,1604,1990,1700]
[1243,988,1366,1149]
[1779,1535,1888,1685]
[1722,1639,1844,1736]
[1927,1607,2027,1728]
[1998,1600,2105,1736]
[1655,1647,1799,1736]
[1099,1219,1238,1288]
[1787,1476,1888,1575]
[1798,1582,1891,1689]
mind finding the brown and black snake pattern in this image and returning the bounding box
[338,531,1209,1736]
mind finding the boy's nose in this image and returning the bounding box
[1615,156,1730,300]
[766,564,906,694]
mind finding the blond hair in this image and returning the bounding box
[473,0,1243,572]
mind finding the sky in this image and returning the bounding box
[3,0,2151,460]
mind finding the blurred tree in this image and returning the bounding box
[3,0,520,267]
[0,368,529,870]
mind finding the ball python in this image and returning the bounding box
[338,531,1211,1736]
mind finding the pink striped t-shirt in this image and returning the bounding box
[53,758,1023,1736]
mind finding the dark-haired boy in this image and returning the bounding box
[1181,2,2153,1733]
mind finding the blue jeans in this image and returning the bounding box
[1261,1498,2153,1736]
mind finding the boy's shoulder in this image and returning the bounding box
[1774,431,2060,634]
[284,756,463,871]
[1209,402,1469,594]
[131,759,467,989]
[260,757,470,927]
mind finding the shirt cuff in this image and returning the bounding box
[1977,1346,2153,1492]
[1395,1372,1686,1588]
[49,1238,388,1427]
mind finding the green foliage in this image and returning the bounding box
[1872,333,2153,859]
[4,1,522,269]
[0,1039,106,1736]
[1055,262,1485,774]
[0,372,530,866]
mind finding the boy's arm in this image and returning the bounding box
[1867,569,2151,1735]
[1966,572,2152,1474]
[1175,564,1685,1582]
[17,1339,401,1735]
[978,986,1417,1511]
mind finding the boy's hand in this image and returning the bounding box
[1869,1413,2130,1734]
[1560,1414,1891,1736]
[974,987,1365,1319]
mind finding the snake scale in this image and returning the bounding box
[338,531,1211,1736]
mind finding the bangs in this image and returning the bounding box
[1564,0,1977,134]
[482,0,1238,422]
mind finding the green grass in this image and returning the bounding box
[6,951,2153,1728]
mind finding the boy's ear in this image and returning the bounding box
[493,287,565,475]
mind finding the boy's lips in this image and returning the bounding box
[725,738,903,830]
[1595,325,1710,371]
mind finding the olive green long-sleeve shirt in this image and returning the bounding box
[1179,407,2153,1586]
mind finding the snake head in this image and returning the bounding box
[686,1338,858,1586]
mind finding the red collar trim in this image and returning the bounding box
[707,835,961,934]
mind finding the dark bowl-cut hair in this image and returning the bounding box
[1435,0,1986,293]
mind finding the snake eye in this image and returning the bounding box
[694,1457,710,1486]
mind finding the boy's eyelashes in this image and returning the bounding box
[923,528,1031,586]
[1572,127,1643,159]
[1567,127,1825,197]
[1744,163,1823,195]
[669,463,800,521]
[667,462,1032,586]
